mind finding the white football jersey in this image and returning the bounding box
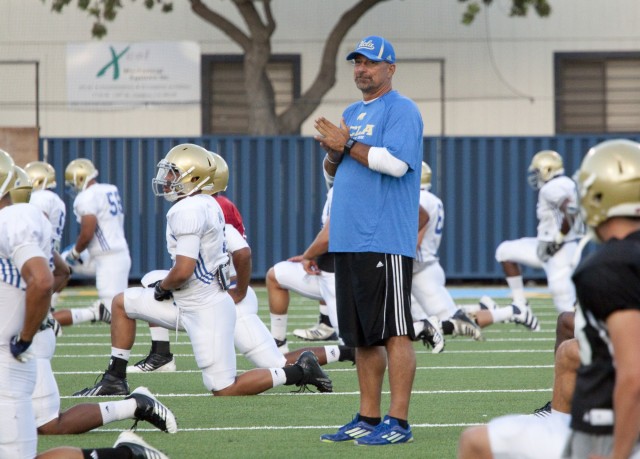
[536,175,582,242]
[73,183,129,255]
[416,188,444,264]
[225,224,249,278]
[0,203,52,342]
[321,187,333,227]
[29,189,66,246]
[166,194,229,296]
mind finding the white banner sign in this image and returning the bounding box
[66,41,200,107]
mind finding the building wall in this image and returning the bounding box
[3,0,640,138]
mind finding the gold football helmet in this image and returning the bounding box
[25,161,57,190]
[153,143,216,202]
[0,149,16,200]
[207,151,229,195]
[9,166,33,204]
[528,150,564,189]
[575,139,640,230]
[65,158,98,193]
[421,161,432,190]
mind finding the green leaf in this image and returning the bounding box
[91,22,107,39]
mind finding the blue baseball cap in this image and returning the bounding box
[346,36,396,64]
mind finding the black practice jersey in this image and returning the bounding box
[570,230,640,434]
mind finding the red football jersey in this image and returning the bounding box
[214,194,246,238]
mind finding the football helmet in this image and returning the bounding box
[152,143,216,202]
[575,139,640,229]
[0,149,16,200]
[65,158,98,193]
[528,150,564,190]
[208,151,229,195]
[9,166,32,204]
[25,161,56,190]
[421,161,432,190]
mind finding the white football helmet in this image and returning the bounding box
[575,139,640,230]
[528,150,564,190]
[9,166,32,204]
[25,161,57,190]
[65,158,98,193]
[207,151,229,195]
[152,143,216,202]
[0,149,16,200]
[421,161,432,190]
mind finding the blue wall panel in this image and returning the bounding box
[42,134,640,282]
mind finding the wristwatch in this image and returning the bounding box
[343,138,357,156]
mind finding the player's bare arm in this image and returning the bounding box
[229,246,251,304]
[161,254,197,291]
[606,310,640,459]
[75,214,98,252]
[22,256,54,341]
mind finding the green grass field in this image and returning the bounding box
[37,285,558,458]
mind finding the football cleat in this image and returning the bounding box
[320,414,376,443]
[450,309,484,341]
[417,316,445,354]
[90,300,111,324]
[274,337,289,354]
[126,386,178,433]
[52,317,63,337]
[355,415,414,446]
[479,295,499,310]
[113,431,169,459]
[292,322,338,341]
[128,353,176,373]
[294,350,333,393]
[73,372,130,396]
[532,400,552,418]
[511,304,541,331]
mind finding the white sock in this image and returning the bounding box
[269,368,287,387]
[111,347,131,361]
[324,345,340,364]
[71,308,97,324]
[270,314,288,341]
[99,398,137,424]
[491,306,514,323]
[412,321,425,336]
[151,327,170,341]
[506,276,527,306]
[319,304,329,317]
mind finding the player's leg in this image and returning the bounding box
[37,432,169,459]
[268,261,323,351]
[495,237,542,308]
[73,288,179,396]
[544,244,577,313]
[555,311,575,353]
[458,425,493,459]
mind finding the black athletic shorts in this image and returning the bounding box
[334,252,415,347]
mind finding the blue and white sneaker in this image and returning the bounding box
[320,414,376,443]
[355,415,414,446]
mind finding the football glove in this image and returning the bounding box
[10,336,34,363]
[64,247,83,266]
[149,280,173,301]
[537,240,563,262]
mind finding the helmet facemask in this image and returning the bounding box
[527,150,564,190]
[153,144,216,202]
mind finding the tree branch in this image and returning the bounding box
[189,0,251,50]
[278,0,387,132]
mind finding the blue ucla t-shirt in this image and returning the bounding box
[330,90,423,258]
